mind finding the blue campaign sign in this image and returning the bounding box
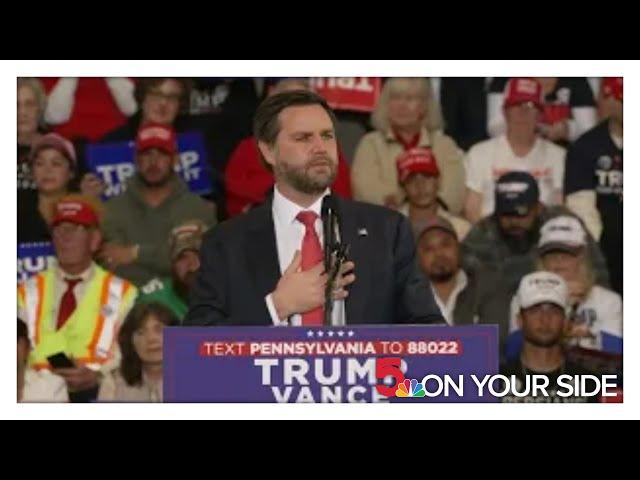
[17,242,55,283]
[85,132,213,198]
[164,325,500,403]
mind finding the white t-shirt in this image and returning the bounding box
[509,285,623,351]
[465,135,566,216]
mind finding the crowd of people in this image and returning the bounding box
[16,76,623,403]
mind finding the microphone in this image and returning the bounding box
[321,194,339,273]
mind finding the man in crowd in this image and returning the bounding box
[397,147,471,240]
[18,195,137,402]
[564,77,623,296]
[416,216,510,342]
[464,78,565,223]
[100,123,216,287]
[137,219,209,320]
[462,171,610,297]
[501,271,598,403]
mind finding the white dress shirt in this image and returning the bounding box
[50,262,96,330]
[265,186,346,326]
[431,270,469,326]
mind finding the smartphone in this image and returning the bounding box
[47,352,75,369]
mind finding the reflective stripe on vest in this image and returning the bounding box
[91,274,126,361]
[23,275,45,347]
[27,267,132,370]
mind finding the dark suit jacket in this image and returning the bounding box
[184,197,444,326]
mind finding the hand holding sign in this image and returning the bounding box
[310,77,382,112]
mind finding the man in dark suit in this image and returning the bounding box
[184,90,443,326]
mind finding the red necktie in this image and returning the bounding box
[57,278,82,330]
[296,211,324,325]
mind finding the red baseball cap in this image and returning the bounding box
[135,123,178,155]
[30,133,77,166]
[503,78,544,110]
[397,148,440,183]
[51,197,100,228]
[602,77,623,102]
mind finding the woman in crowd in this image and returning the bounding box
[351,77,466,214]
[18,133,77,243]
[18,78,48,192]
[98,302,179,402]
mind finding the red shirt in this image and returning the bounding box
[40,78,130,142]
[225,137,353,217]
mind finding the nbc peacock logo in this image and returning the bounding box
[395,379,426,398]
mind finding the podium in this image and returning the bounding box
[164,325,499,403]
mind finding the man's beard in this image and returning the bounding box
[499,217,540,254]
[523,329,563,348]
[429,269,456,283]
[172,270,196,303]
[275,155,337,195]
[138,170,173,188]
[428,261,457,284]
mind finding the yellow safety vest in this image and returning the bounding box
[17,264,137,371]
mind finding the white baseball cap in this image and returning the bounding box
[516,271,569,311]
[538,215,587,255]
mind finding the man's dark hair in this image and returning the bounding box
[253,90,337,146]
[252,90,337,171]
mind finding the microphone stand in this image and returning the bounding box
[322,202,335,327]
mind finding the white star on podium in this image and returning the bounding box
[327,331,335,337]
[347,330,354,337]
[307,331,314,338]
[337,331,345,337]
[317,331,324,338]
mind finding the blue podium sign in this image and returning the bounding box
[164,325,499,403]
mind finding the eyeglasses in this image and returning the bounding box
[147,90,182,103]
[52,222,89,237]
